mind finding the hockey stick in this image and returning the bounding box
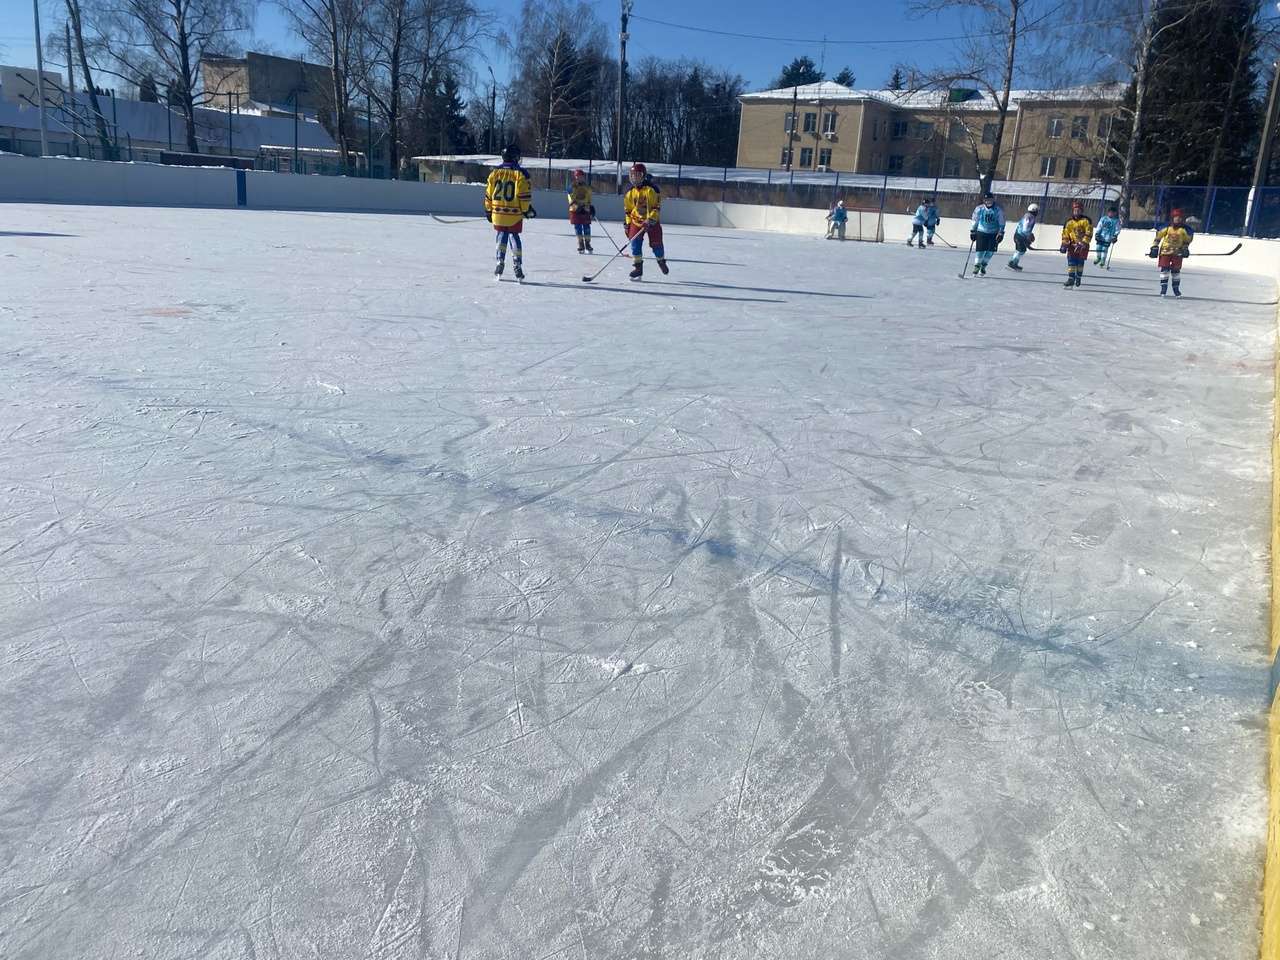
[958,239,976,279]
[582,234,636,282]
[1190,243,1243,256]
[931,230,957,249]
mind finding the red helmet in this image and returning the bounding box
[630,162,647,179]
[1171,207,1185,220]
[572,168,586,181]
[1071,199,1083,210]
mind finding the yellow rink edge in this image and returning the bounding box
[1264,297,1280,960]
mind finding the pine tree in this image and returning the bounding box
[833,66,855,87]
[1110,0,1261,188]
[774,56,823,88]
[886,67,906,91]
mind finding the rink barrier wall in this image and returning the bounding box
[2,152,1279,282]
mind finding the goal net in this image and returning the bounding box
[829,205,885,242]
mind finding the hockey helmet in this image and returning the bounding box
[501,143,522,164]
[1071,199,1084,211]
[572,168,586,182]
[1170,207,1185,220]
[629,162,647,182]
[1027,203,1039,213]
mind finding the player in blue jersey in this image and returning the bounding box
[968,192,1006,276]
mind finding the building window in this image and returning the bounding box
[911,155,930,176]
[888,154,905,173]
[1063,158,1082,179]
[822,112,837,135]
[982,122,998,145]
[949,119,966,143]
[780,147,793,166]
[799,146,814,167]
[784,112,796,133]
[1039,155,1057,177]
[1071,115,1088,139]
[1046,116,1065,138]
[803,112,818,133]
[818,147,832,167]
[913,121,934,141]
[1097,114,1113,139]
[891,119,909,140]
[943,156,960,177]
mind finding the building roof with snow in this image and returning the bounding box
[739,82,1126,110]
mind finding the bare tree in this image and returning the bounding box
[506,0,607,157]
[280,0,366,166]
[64,0,116,158]
[909,0,1085,193]
[88,0,250,153]
[352,0,484,177]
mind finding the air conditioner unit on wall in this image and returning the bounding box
[816,164,829,172]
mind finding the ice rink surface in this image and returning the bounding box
[0,204,1276,959]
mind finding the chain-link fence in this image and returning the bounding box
[419,154,1280,238]
[2,136,357,178]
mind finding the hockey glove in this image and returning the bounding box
[1180,248,1190,257]
[526,206,538,219]
[1027,233,1035,244]
[485,210,491,222]
[1148,245,1159,258]
[589,205,596,216]
[569,202,578,213]
[969,230,977,241]
[996,233,1004,244]
[1059,244,1067,254]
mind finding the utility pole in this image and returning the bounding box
[32,0,49,156]
[785,84,799,172]
[616,0,633,192]
[1246,60,1280,237]
[367,91,373,178]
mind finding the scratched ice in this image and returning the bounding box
[0,204,1272,959]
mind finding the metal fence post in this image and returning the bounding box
[833,169,841,206]
[721,165,728,204]
[1206,186,1219,233]
[878,169,889,221]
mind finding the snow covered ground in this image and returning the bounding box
[0,204,1275,960]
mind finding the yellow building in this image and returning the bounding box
[736,82,1124,183]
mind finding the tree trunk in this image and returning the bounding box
[1120,1,1161,226]
[980,0,1019,195]
[329,12,350,168]
[388,19,402,178]
[174,1,198,153]
[66,0,114,159]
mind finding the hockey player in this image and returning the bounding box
[968,192,1005,275]
[1094,204,1121,266]
[484,144,535,282]
[567,169,595,254]
[827,200,848,240]
[624,162,668,280]
[923,197,940,245]
[1148,208,1194,297]
[1006,202,1038,271]
[908,198,929,247]
[1059,199,1094,288]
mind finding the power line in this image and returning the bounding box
[630,3,1258,49]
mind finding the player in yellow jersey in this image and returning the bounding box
[1058,199,1094,288]
[623,163,668,280]
[484,144,536,282]
[1148,208,1194,297]
[567,169,594,254]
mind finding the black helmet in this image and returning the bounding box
[501,143,522,164]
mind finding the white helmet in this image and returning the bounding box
[836,200,845,207]
[1027,203,1039,213]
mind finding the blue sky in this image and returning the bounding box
[1,0,987,98]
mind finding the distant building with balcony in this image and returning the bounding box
[736,82,1125,183]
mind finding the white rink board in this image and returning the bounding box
[0,204,1274,960]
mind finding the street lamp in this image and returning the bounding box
[616,0,633,192]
